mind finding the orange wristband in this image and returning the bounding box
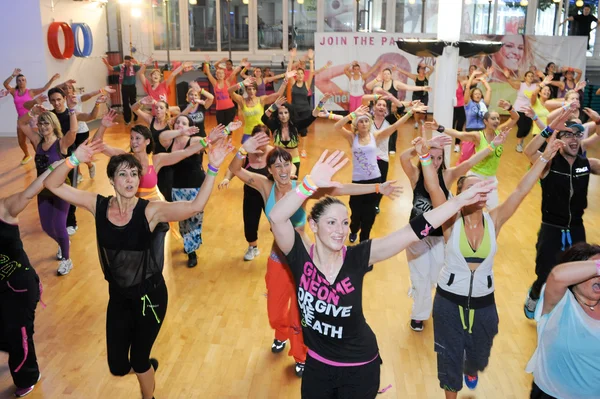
[375,183,380,194]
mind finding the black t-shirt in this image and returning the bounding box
[284,231,378,363]
[178,104,207,137]
[52,108,70,136]
[0,219,33,285]
[573,14,598,36]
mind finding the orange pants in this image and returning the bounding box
[266,249,307,363]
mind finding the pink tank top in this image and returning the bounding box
[455,83,465,108]
[137,156,159,200]
[214,81,235,110]
[14,89,33,117]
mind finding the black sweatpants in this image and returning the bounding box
[216,107,237,126]
[376,159,389,207]
[349,177,380,242]
[530,382,557,399]
[516,111,533,139]
[121,84,138,124]
[106,279,168,375]
[157,167,173,202]
[0,268,41,389]
[530,223,586,299]
[388,132,397,153]
[301,354,381,399]
[66,131,90,228]
[432,293,498,392]
[453,106,466,144]
[243,186,264,243]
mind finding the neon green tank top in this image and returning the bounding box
[242,100,264,134]
[471,130,503,177]
[459,215,491,263]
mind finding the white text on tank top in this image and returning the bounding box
[372,119,390,162]
[348,76,365,97]
[352,132,381,181]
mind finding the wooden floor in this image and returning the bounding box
[0,116,598,399]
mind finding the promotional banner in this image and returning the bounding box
[315,33,587,113]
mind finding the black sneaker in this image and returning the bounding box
[271,339,286,353]
[187,252,198,268]
[150,358,159,372]
[410,319,424,332]
[295,362,305,377]
[349,233,358,243]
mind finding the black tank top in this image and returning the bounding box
[167,138,205,189]
[412,76,429,102]
[409,170,449,237]
[150,117,170,154]
[291,82,311,112]
[0,218,32,284]
[540,153,590,227]
[95,195,169,297]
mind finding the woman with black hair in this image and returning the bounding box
[43,138,233,399]
[261,96,320,176]
[526,242,600,399]
[394,63,435,129]
[266,149,493,398]
[228,134,402,378]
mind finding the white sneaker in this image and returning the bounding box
[244,246,257,261]
[454,144,460,153]
[516,143,523,153]
[89,162,96,179]
[56,246,62,260]
[67,226,78,236]
[253,247,260,258]
[57,258,73,276]
[77,174,83,184]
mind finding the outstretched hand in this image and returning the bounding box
[380,180,403,199]
[207,124,226,144]
[542,131,565,161]
[242,133,270,154]
[207,139,235,168]
[101,109,119,128]
[309,150,349,188]
[423,119,439,131]
[74,139,104,164]
[411,137,430,156]
[428,134,452,149]
[491,129,509,147]
[456,179,496,207]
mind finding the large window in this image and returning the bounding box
[189,0,218,51]
[495,1,526,35]
[356,0,387,32]
[220,0,249,51]
[153,0,181,50]
[536,2,560,36]
[395,0,423,33]
[289,0,317,50]
[462,0,494,35]
[258,0,283,50]
[324,0,355,32]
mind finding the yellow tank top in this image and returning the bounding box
[242,100,264,134]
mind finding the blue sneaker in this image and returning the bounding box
[464,373,478,390]
[524,289,538,320]
[349,233,357,243]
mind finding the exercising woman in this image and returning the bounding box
[43,138,232,399]
[240,66,284,97]
[453,69,467,153]
[203,60,240,126]
[345,62,368,112]
[178,81,215,137]
[502,70,537,152]
[525,243,600,399]
[394,63,434,129]
[0,161,62,397]
[525,77,553,138]
[229,134,402,379]
[17,103,77,276]
[458,70,492,163]
[418,132,564,398]
[219,124,274,261]
[3,69,60,164]
[290,61,315,158]
[400,131,508,332]
[228,72,294,143]
[158,115,225,267]
[267,148,493,398]
[333,102,427,242]
[138,61,191,114]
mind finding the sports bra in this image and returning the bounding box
[459,215,491,264]
[273,132,299,149]
[137,156,159,200]
[265,181,306,227]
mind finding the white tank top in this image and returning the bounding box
[526,286,600,399]
[372,118,390,162]
[514,82,538,112]
[352,132,381,181]
[348,76,365,97]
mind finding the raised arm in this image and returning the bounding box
[59,97,80,152]
[137,63,149,87]
[482,80,492,106]
[393,67,417,81]
[102,57,116,72]
[145,140,233,228]
[424,119,480,143]
[523,105,575,163]
[203,62,218,86]
[158,125,200,150]
[497,100,520,130]
[227,133,272,195]
[490,135,564,233]
[44,140,103,214]
[131,97,155,125]
[306,50,315,87]
[333,107,359,146]
[166,61,192,86]
[374,104,427,143]
[228,77,252,105]
[17,106,43,148]
[365,74,383,91]
[3,68,20,93]
[543,259,600,316]
[30,73,61,97]
[502,68,522,90]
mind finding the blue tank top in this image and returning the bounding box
[265,181,306,227]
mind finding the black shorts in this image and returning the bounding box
[301,354,381,399]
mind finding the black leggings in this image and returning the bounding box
[349,177,380,242]
[157,167,173,202]
[376,159,389,207]
[0,268,40,389]
[216,107,237,126]
[530,382,557,399]
[453,107,466,144]
[67,131,90,228]
[106,279,168,375]
[243,186,264,243]
[516,111,533,139]
[388,131,397,152]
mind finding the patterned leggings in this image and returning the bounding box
[171,188,203,254]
